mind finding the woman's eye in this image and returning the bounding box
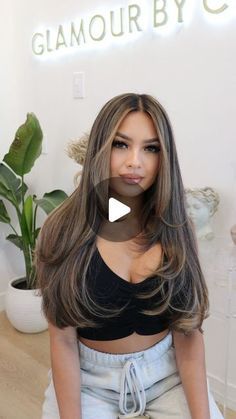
[112,140,127,149]
[146,145,161,153]
[112,140,161,153]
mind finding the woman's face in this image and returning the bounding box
[186,195,211,228]
[110,111,161,192]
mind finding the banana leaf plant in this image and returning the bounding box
[0,113,68,289]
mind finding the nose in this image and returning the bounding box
[126,149,142,168]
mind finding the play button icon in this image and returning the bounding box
[108,198,131,222]
[87,176,145,242]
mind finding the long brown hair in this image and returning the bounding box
[34,93,209,335]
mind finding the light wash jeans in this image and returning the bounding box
[41,331,223,418]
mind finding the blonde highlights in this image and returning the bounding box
[34,93,209,335]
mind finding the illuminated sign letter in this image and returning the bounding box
[174,0,186,22]
[89,15,106,41]
[32,33,44,55]
[56,25,67,49]
[70,21,86,46]
[154,0,168,27]
[203,0,228,14]
[128,5,142,33]
[46,30,53,52]
[110,8,124,36]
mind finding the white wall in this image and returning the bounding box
[1,0,236,408]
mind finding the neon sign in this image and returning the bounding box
[32,0,231,57]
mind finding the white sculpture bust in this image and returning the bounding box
[185,187,220,240]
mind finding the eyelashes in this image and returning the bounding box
[112,140,161,154]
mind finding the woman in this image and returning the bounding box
[35,93,223,418]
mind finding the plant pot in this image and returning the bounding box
[5,276,48,333]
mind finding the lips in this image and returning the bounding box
[120,175,143,184]
[120,174,143,180]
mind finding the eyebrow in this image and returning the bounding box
[116,131,160,144]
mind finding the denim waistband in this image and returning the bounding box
[78,330,172,367]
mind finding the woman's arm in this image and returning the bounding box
[172,329,210,419]
[48,322,82,419]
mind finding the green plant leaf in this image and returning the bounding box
[20,213,30,246]
[0,163,21,206]
[3,113,43,176]
[0,200,11,223]
[34,189,68,214]
[24,195,33,238]
[15,181,28,204]
[20,195,34,247]
[6,233,24,250]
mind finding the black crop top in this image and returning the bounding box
[76,248,172,341]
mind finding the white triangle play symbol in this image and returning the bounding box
[108,197,131,222]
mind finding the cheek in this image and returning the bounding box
[147,157,160,176]
[110,152,120,173]
[143,159,160,187]
[201,207,210,220]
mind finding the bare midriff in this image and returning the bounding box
[78,329,170,354]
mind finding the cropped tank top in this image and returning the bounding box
[76,248,172,341]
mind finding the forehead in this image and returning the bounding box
[116,111,157,136]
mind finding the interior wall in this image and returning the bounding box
[2,0,236,291]
[0,0,236,406]
[1,0,236,302]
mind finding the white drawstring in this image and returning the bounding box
[118,358,146,418]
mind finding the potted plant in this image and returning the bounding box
[0,113,68,333]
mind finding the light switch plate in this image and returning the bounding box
[73,72,85,98]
